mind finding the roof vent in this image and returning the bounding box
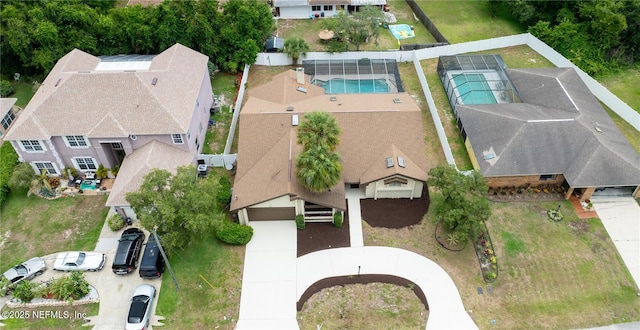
[385,157,394,168]
[393,98,401,103]
[296,67,305,84]
[484,153,495,160]
[330,96,337,101]
[397,157,405,168]
[55,78,61,87]
[292,114,299,126]
[296,86,307,93]
[286,106,294,112]
[151,77,158,86]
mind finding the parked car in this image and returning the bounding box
[112,228,145,275]
[2,257,46,293]
[139,235,165,279]
[53,251,106,272]
[125,284,156,330]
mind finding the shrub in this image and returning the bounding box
[48,176,60,189]
[111,164,120,177]
[62,166,78,180]
[216,176,232,208]
[295,214,305,230]
[107,213,125,232]
[13,280,36,303]
[215,221,253,245]
[95,164,108,179]
[333,212,343,228]
[0,142,19,207]
[50,271,90,301]
[0,80,14,97]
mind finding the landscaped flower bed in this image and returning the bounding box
[473,229,498,283]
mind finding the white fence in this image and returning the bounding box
[198,153,238,169]
[254,33,639,131]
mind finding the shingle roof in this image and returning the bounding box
[105,140,195,207]
[458,67,640,187]
[1,98,18,113]
[231,70,428,211]
[5,44,208,140]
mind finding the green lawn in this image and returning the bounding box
[155,233,244,329]
[415,0,526,43]
[7,81,37,108]
[0,190,108,271]
[362,200,640,329]
[598,66,640,114]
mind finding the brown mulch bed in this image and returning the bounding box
[297,204,351,257]
[360,186,430,228]
[487,191,564,202]
[297,274,428,311]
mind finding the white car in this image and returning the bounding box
[53,251,106,272]
[126,284,156,330]
[2,257,46,292]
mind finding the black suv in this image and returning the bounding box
[112,228,145,275]
[139,235,165,279]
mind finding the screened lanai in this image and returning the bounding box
[301,59,404,94]
[437,55,520,112]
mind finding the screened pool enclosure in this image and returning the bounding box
[437,55,520,112]
[301,59,404,94]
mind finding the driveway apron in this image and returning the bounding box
[592,197,640,290]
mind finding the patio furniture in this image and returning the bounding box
[85,171,96,180]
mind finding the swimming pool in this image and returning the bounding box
[452,73,497,104]
[80,180,97,190]
[316,78,390,94]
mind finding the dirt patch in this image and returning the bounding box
[297,210,351,257]
[360,185,430,228]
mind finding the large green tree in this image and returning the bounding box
[321,6,385,51]
[296,146,342,193]
[126,165,226,252]
[295,112,342,192]
[427,165,490,244]
[297,111,341,151]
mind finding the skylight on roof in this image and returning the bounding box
[386,157,394,168]
[398,157,405,168]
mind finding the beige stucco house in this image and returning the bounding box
[230,69,428,224]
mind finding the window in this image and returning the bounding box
[20,140,44,152]
[172,134,184,144]
[2,111,15,130]
[387,181,403,187]
[33,162,57,175]
[110,142,124,150]
[324,5,332,11]
[384,177,408,186]
[195,138,200,151]
[64,135,89,148]
[539,174,557,181]
[74,157,97,170]
[188,130,192,140]
[312,5,321,11]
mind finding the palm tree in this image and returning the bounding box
[296,146,342,193]
[297,111,341,152]
[283,37,309,66]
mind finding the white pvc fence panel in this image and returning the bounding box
[225,64,250,155]
[198,153,238,169]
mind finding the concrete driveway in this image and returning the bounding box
[84,219,164,330]
[592,197,640,290]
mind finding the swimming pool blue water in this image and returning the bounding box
[452,73,497,104]
[317,78,390,94]
[80,180,97,190]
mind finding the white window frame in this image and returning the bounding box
[64,135,90,148]
[72,157,98,171]
[187,129,192,140]
[2,110,15,130]
[32,161,58,175]
[172,134,184,144]
[20,140,46,153]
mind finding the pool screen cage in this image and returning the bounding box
[301,59,404,93]
[437,55,520,112]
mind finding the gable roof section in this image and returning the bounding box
[459,67,640,186]
[231,70,428,211]
[5,44,208,140]
[360,144,427,185]
[105,140,195,207]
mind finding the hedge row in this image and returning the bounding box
[0,142,18,207]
